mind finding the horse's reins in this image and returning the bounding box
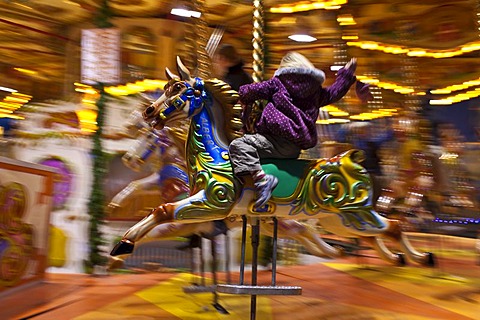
[156,77,207,123]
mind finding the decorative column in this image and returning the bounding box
[81,0,119,271]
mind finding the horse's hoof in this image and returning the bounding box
[333,245,346,257]
[107,256,125,271]
[110,239,134,256]
[425,252,436,267]
[212,302,229,314]
[395,253,406,266]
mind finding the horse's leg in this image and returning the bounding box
[262,220,343,258]
[378,219,435,266]
[108,173,160,209]
[361,236,406,266]
[111,203,175,255]
[109,221,213,270]
[318,214,433,266]
[290,221,345,258]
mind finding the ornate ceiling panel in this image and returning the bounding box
[0,0,478,101]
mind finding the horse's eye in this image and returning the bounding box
[145,106,155,115]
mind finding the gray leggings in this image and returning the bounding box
[228,133,301,175]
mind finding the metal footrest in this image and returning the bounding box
[216,284,302,295]
[183,285,216,293]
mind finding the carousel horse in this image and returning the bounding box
[107,104,190,213]
[108,109,352,269]
[111,57,435,267]
[109,214,341,269]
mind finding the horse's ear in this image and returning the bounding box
[176,56,191,81]
[165,67,178,81]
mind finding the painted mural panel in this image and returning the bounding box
[0,157,54,292]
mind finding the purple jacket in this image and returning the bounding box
[238,66,356,149]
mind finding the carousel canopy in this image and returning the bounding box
[0,0,478,109]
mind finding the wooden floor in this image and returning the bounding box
[2,238,480,320]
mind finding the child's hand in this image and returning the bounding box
[345,58,357,72]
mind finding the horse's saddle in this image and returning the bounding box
[260,158,311,198]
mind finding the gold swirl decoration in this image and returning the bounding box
[288,150,384,231]
[0,182,34,287]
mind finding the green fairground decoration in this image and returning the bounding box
[85,0,115,272]
[86,83,109,271]
[93,0,114,29]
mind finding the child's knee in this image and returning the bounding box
[229,138,243,153]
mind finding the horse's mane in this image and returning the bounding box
[204,78,243,142]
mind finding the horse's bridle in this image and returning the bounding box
[153,77,207,126]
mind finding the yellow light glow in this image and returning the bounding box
[337,14,356,25]
[126,83,145,92]
[82,99,97,105]
[12,92,32,98]
[407,50,426,57]
[76,109,98,132]
[14,68,37,75]
[316,118,350,124]
[360,42,378,50]
[74,82,92,88]
[342,35,358,40]
[464,80,480,86]
[0,102,21,109]
[103,79,168,96]
[4,96,30,103]
[325,5,341,10]
[329,111,349,117]
[321,105,340,112]
[75,87,98,94]
[316,119,331,124]
[349,115,370,121]
[394,88,414,94]
[270,0,347,13]
[277,17,297,25]
[0,113,24,119]
[346,38,480,58]
[430,99,453,105]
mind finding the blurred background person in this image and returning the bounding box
[337,120,394,203]
[213,43,253,91]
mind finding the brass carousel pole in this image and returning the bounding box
[193,0,211,79]
[182,17,197,73]
[250,1,265,318]
[252,0,265,83]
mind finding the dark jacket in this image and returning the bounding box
[239,66,356,149]
[224,62,253,91]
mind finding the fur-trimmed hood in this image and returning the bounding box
[274,67,325,84]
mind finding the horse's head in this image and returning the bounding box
[143,56,208,130]
[121,109,149,138]
[122,128,168,171]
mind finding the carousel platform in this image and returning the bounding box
[2,236,479,320]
